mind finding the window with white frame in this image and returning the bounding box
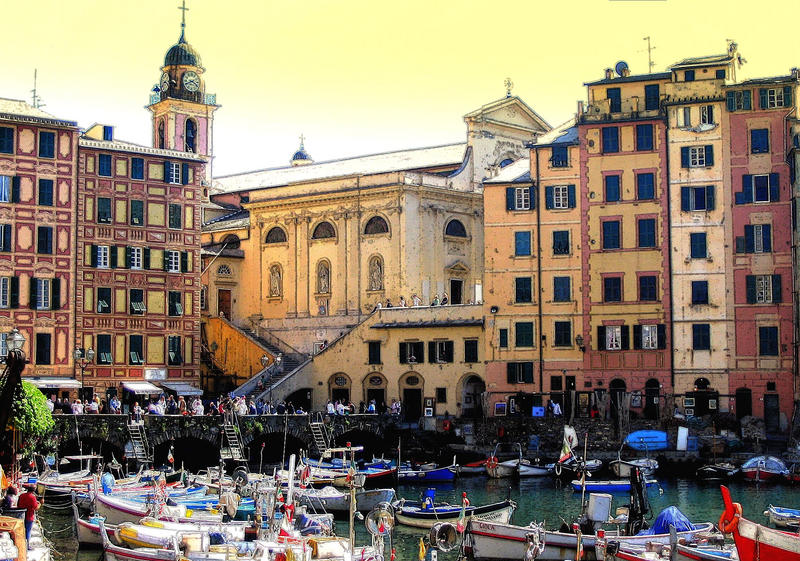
[689,146,707,167]
[166,251,180,273]
[36,279,50,310]
[766,88,784,109]
[514,187,530,210]
[130,247,142,270]
[97,245,110,269]
[606,326,622,350]
[755,275,772,303]
[169,162,181,184]
[0,277,8,308]
[553,185,570,209]
[682,107,691,127]
[642,325,658,349]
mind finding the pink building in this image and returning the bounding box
[725,78,795,429]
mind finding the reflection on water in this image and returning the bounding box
[42,477,800,561]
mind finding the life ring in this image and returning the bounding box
[487,457,499,470]
[718,502,742,534]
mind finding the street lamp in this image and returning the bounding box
[74,347,95,400]
[0,328,27,432]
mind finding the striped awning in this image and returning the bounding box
[122,381,161,394]
[23,377,82,389]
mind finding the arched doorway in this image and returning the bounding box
[644,378,660,420]
[363,373,387,412]
[400,372,424,421]
[735,387,752,419]
[328,373,351,404]
[461,375,485,418]
[609,378,626,420]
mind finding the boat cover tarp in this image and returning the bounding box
[741,455,787,471]
[637,506,694,535]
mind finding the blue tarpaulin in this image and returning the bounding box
[637,506,695,535]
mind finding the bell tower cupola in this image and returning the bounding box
[147,0,218,183]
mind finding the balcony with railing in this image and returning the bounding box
[149,90,217,106]
[579,96,664,123]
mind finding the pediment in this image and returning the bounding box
[464,96,550,134]
[446,260,470,273]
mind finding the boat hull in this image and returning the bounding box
[570,479,657,493]
[398,465,457,483]
[396,500,515,529]
[610,459,657,478]
[294,487,396,513]
[766,505,800,529]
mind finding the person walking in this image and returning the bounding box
[17,484,40,546]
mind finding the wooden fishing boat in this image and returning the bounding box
[95,493,223,525]
[485,443,546,478]
[740,455,788,482]
[695,462,738,482]
[764,504,800,528]
[394,497,515,529]
[397,464,457,483]
[466,519,715,560]
[598,538,739,560]
[571,479,658,493]
[75,514,118,546]
[548,458,603,481]
[459,459,488,475]
[720,484,800,561]
[293,486,395,513]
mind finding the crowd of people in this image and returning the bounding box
[325,397,402,417]
[371,291,481,311]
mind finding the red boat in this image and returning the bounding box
[739,455,788,482]
[720,484,800,560]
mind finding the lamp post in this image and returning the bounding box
[74,347,95,401]
[0,328,27,432]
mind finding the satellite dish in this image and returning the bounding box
[615,61,629,77]
[365,503,394,536]
[429,522,459,552]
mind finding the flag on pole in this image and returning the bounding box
[559,425,578,463]
[418,537,426,560]
[167,447,174,464]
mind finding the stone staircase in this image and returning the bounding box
[127,421,152,467]
[231,328,310,402]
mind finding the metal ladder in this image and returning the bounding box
[127,421,152,466]
[220,419,245,461]
[309,417,329,456]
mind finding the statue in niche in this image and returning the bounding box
[369,257,383,291]
[317,262,330,294]
[269,265,282,297]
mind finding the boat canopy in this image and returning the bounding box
[637,506,695,535]
[742,455,787,471]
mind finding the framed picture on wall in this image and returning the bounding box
[630,391,642,408]
[424,397,434,408]
[494,402,507,416]
[684,397,695,407]
[709,399,717,410]
[685,408,695,416]
[424,407,434,417]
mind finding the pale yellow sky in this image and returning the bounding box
[4,0,798,176]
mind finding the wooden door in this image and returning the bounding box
[218,289,231,319]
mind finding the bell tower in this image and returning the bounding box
[147,0,218,184]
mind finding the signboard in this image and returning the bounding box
[144,368,167,381]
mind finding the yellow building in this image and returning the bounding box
[206,96,549,359]
[281,304,485,420]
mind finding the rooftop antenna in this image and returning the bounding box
[642,37,656,72]
[31,69,45,109]
[504,77,514,98]
[178,0,189,40]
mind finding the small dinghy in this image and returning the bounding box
[624,430,668,451]
[394,489,516,529]
[611,457,659,478]
[293,486,396,513]
[571,479,658,493]
[398,463,458,483]
[764,505,800,529]
[696,462,739,482]
[486,443,547,478]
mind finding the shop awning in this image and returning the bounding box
[122,381,162,394]
[159,381,203,396]
[23,377,82,389]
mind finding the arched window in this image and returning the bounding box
[364,216,389,235]
[217,264,232,275]
[265,227,287,244]
[269,264,282,297]
[158,119,165,149]
[368,255,383,291]
[317,261,331,294]
[185,119,197,153]
[694,377,711,390]
[445,219,467,238]
[222,234,240,249]
[312,221,336,239]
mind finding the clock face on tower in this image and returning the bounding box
[160,72,170,92]
[183,71,200,92]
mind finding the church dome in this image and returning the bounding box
[290,138,313,166]
[164,34,202,67]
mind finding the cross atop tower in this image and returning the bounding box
[299,133,306,149]
[178,0,189,40]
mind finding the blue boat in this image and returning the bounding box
[571,478,658,492]
[398,464,458,483]
[624,430,668,451]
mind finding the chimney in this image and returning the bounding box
[605,68,614,80]
[578,100,584,114]
[622,68,631,77]
[792,68,799,81]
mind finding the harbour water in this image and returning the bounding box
[40,476,800,560]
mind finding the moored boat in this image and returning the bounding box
[95,492,223,525]
[610,457,658,478]
[571,479,658,493]
[696,462,739,482]
[740,455,788,482]
[293,486,396,513]
[397,464,457,483]
[764,504,800,529]
[720,484,800,561]
[394,490,515,529]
